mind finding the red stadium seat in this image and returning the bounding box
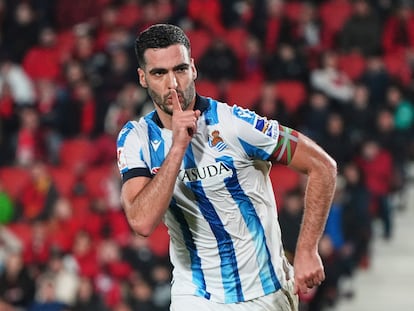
[284,1,305,24]
[269,164,301,209]
[185,29,213,62]
[338,52,366,81]
[0,166,31,200]
[275,81,307,114]
[59,138,94,170]
[225,80,262,109]
[319,0,352,49]
[383,51,412,86]
[84,165,113,198]
[48,166,77,197]
[196,80,221,100]
[222,27,248,59]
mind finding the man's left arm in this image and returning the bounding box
[272,125,337,295]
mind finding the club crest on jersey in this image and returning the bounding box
[208,130,227,151]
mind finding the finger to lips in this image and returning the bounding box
[171,89,182,112]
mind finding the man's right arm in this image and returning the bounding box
[121,89,200,237]
[121,144,186,237]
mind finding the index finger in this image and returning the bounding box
[171,89,182,112]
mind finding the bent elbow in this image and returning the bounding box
[127,217,156,238]
[325,155,337,180]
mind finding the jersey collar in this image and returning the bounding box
[151,94,210,128]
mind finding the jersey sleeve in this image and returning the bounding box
[116,121,151,183]
[231,105,298,164]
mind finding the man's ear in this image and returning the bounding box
[138,68,147,88]
[191,58,197,81]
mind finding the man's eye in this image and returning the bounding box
[176,67,187,73]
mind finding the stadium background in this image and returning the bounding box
[0,0,413,310]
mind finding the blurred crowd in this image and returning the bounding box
[0,0,413,310]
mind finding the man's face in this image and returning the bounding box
[138,44,197,115]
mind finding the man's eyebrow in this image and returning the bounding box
[173,63,190,70]
[149,67,168,75]
[148,63,190,75]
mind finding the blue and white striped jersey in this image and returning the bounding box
[117,95,293,303]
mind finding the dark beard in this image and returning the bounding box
[147,82,196,115]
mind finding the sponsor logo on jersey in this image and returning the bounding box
[208,130,227,151]
[254,117,276,138]
[178,161,233,183]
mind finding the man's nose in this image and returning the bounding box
[167,72,178,89]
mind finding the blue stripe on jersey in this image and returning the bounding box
[183,147,244,303]
[146,120,165,171]
[204,98,219,125]
[169,199,210,299]
[117,121,134,148]
[238,138,271,160]
[218,155,281,295]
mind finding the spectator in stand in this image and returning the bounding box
[249,0,295,55]
[71,25,107,88]
[296,89,331,142]
[71,276,109,311]
[239,35,264,82]
[339,0,382,57]
[345,83,376,146]
[151,259,172,311]
[310,50,355,105]
[0,226,22,268]
[59,80,97,138]
[295,2,322,67]
[23,220,51,272]
[198,37,240,82]
[17,161,59,221]
[251,82,290,125]
[355,139,394,240]
[23,26,61,82]
[13,107,48,167]
[0,56,36,106]
[43,249,80,307]
[264,43,309,83]
[342,161,372,269]
[71,230,98,279]
[48,197,83,254]
[360,55,391,107]
[97,46,138,134]
[278,188,304,265]
[127,277,156,311]
[27,274,68,311]
[0,251,36,309]
[320,112,353,168]
[384,84,414,136]
[382,1,414,55]
[2,2,40,62]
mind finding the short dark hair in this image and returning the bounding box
[135,24,191,68]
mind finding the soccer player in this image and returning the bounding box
[117,24,337,310]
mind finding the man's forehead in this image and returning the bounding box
[143,44,191,69]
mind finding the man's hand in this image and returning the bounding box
[293,249,325,295]
[171,89,200,149]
